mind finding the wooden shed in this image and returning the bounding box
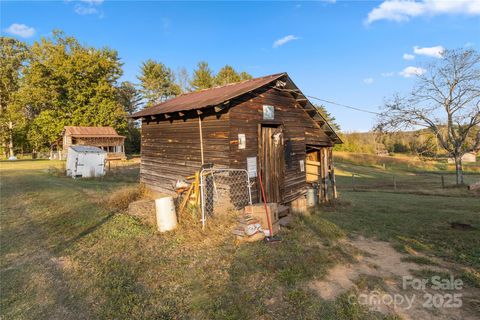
[51,126,126,161]
[131,73,341,205]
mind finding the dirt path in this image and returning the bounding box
[308,236,480,320]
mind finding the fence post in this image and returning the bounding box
[441,175,445,189]
[393,175,397,192]
[352,174,356,191]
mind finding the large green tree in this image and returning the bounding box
[0,37,30,157]
[215,65,241,86]
[16,31,126,150]
[190,61,214,91]
[239,71,253,81]
[138,59,180,106]
[117,81,141,115]
[315,104,340,131]
[116,81,141,154]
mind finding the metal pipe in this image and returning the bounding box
[200,168,206,229]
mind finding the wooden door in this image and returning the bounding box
[259,125,284,203]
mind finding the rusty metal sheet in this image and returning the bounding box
[64,126,124,137]
[131,73,286,118]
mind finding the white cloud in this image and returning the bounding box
[413,45,444,58]
[4,23,35,38]
[74,0,104,16]
[363,78,374,84]
[366,0,480,24]
[75,4,98,15]
[403,53,415,60]
[399,66,426,78]
[273,35,299,48]
[464,42,475,47]
[381,72,395,77]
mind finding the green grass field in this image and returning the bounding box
[1,157,479,319]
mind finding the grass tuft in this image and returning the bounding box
[106,185,145,212]
[400,255,439,266]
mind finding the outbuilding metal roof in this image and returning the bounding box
[130,72,342,144]
[69,146,106,153]
[63,126,125,138]
[131,73,286,118]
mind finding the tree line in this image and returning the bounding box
[335,130,442,157]
[0,31,255,157]
[2,32,478,184]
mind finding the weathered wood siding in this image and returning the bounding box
[140,112,230,194]
[139,86,333,201]
[228,87,332,203]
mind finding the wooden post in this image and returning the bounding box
[198,116,204,165]
[320,148,328,203]
[352,174,356,191]
[441,175,445,189]
[393,175,397,192]
[316,150,321,202]
[329,148,338,199]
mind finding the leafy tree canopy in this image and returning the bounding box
[16,30,126,149]
[117,81,141,115]
[138,59,180,107]
[190,61,215,91]
[0,37,30,156]
[315,104,340,131]
[215,65,241,86]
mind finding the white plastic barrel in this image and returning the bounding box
[155,197,178,232]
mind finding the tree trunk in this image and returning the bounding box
[8,121,14,158]
[453,154,464,185]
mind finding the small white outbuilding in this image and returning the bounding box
[66,146,107,178]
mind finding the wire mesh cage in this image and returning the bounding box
[200,168,253,228]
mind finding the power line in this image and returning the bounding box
[306,95,381,115]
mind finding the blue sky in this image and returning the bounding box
[2,0,479,131]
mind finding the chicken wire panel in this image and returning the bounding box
[200,169,252,226]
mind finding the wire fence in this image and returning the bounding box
[200,168,253,228]
[337,171,480,193]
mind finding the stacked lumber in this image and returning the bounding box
[233,214,265,242]
[243,203,281,236]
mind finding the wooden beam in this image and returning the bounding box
[214,105,227,113]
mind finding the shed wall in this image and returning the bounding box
[140,111,230,194]
[139,87,334,201]
[228,87,332,203]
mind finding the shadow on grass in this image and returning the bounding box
[54,212,116,254]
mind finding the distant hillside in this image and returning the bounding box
[335,129,443,158]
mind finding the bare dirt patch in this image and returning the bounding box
[308,236,479,320]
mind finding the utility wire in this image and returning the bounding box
[306,95,382,115]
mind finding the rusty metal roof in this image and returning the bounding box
[63,126,124,138]
[130,72,342,144]
[131,73,286,118]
